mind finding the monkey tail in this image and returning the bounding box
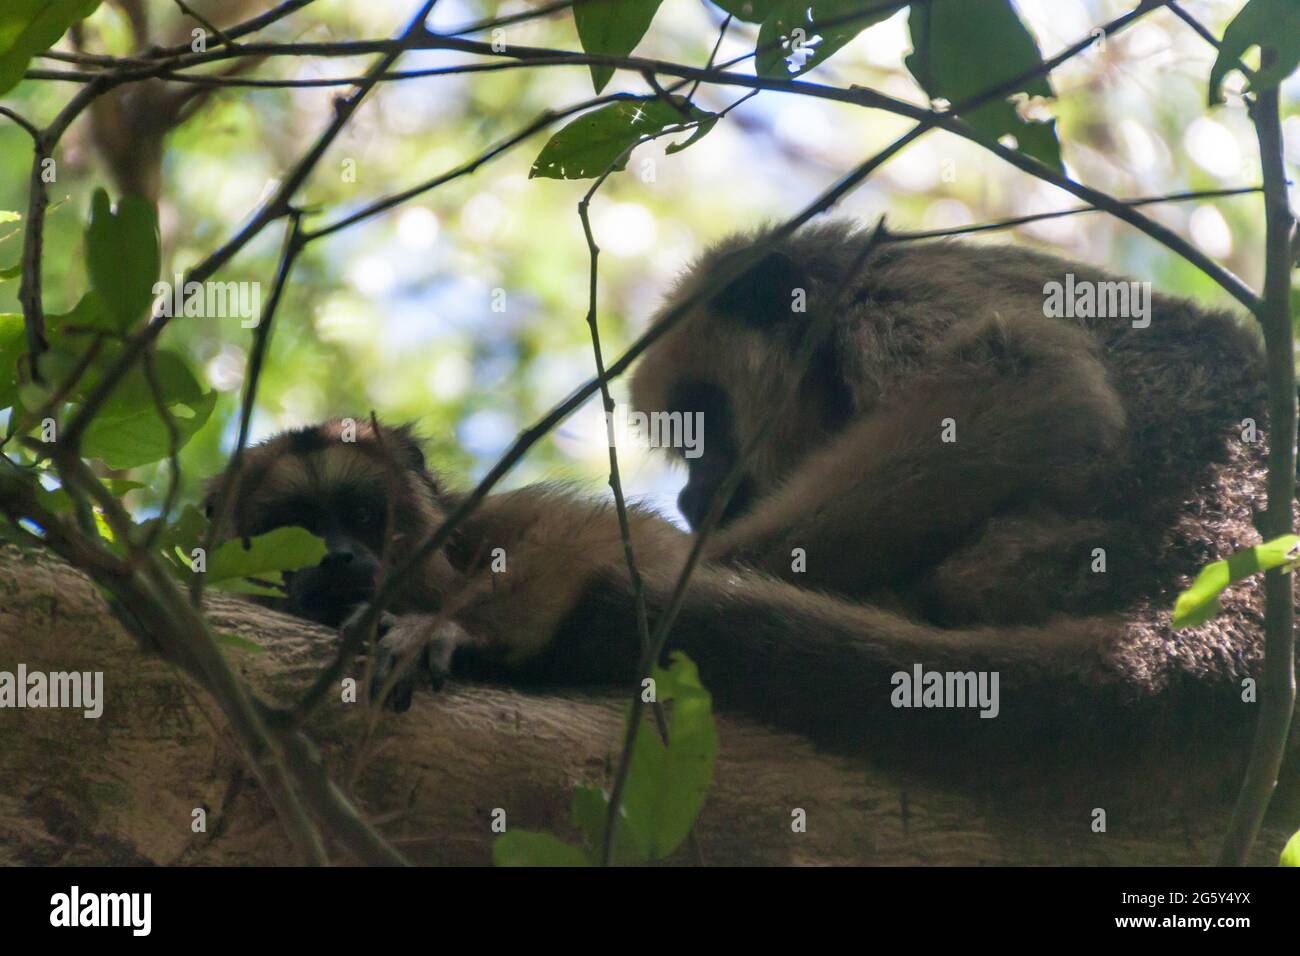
[641,567,1256,778]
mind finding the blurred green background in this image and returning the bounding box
[0,0,1296,525]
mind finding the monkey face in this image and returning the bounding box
[273,493,387,626]
[631,225,868,530]
[669,381,755,530]
[209,419,456,627]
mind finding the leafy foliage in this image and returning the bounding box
[493,653,717,865]
[573,0,665,94]
[1281,828,1300,866]
[904,0,1062,171]
[3,194,215,468]
[1208,0,1300,104]
[1172,535,1300,629]
[0,0,101,96]
[531,96,716,180]
[203,526,326,587]
[85,188,161,332]
[0,186,314,596]
[755,0,896,79]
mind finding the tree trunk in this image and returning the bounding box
[0,545,1286,865]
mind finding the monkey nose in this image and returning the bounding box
[677,483,706,529]
[322,550,355,568]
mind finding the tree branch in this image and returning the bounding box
[1217,65,1297,867]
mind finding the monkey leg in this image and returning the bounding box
[710,313,1129,602]
[906,508,1120,626]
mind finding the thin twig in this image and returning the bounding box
[887,186,1263,243]
[196,210,305,606]
[0,106,40,141]
[171,0,238,49]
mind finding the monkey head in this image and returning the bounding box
[206,418,459,627]
[630,221,874,530]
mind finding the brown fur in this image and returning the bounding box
[217,222,1285,808]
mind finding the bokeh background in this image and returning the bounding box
[1,0,1297,525]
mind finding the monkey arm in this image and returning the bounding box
[709,314,1129,603]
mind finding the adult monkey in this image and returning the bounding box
[212,222,1270,797]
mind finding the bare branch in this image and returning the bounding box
[887,186,1263,243]
[196,210,306,607]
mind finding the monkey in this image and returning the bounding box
[211,220,1282,805]
[632,222,1268,626]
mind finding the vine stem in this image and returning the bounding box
[1217,62,1297,866]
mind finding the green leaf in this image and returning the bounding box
[905,0,1062,171]
[711,0,778,22]
[84,188,161,332]
[78,348,216,470]
[159,504,208,552]
[618,652,718,859]
[570,785,649,864]
[573,0,664,94]
[0,212,18,224]
[54,346,217,470]
[48,290,115,334]
[0,261,19,282]
[1172,535,1300,629]
[1208,0,1300,104]
[1281,829,1300,866]
[207,575,286,597]
[205,526,327,583]
[531,97,717,180]
[492,831,590,867]
[35,477,143,513]
[756,0,896,79]
[0,0,101,96]
[0,312,25,410]
[80,391,215,470]
[665,116,718,154]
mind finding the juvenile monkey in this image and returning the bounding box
[213,222,1274,795]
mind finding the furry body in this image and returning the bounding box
[215,222,1275,796]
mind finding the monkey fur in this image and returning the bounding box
[213,221,1282,804]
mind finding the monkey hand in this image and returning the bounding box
[365,612,468,713]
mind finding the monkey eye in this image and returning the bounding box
[350,503,381,530]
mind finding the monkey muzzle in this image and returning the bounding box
[284,550,381,627]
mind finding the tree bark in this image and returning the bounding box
[0,546,1286,866]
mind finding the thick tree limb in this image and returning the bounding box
[0,548,1288,866]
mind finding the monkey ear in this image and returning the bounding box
[391,423,428,474]
[710,249,809,326]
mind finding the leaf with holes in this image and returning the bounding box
[756,0,896,79]
[531,97,717,180]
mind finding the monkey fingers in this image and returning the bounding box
[368,614,471,712]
